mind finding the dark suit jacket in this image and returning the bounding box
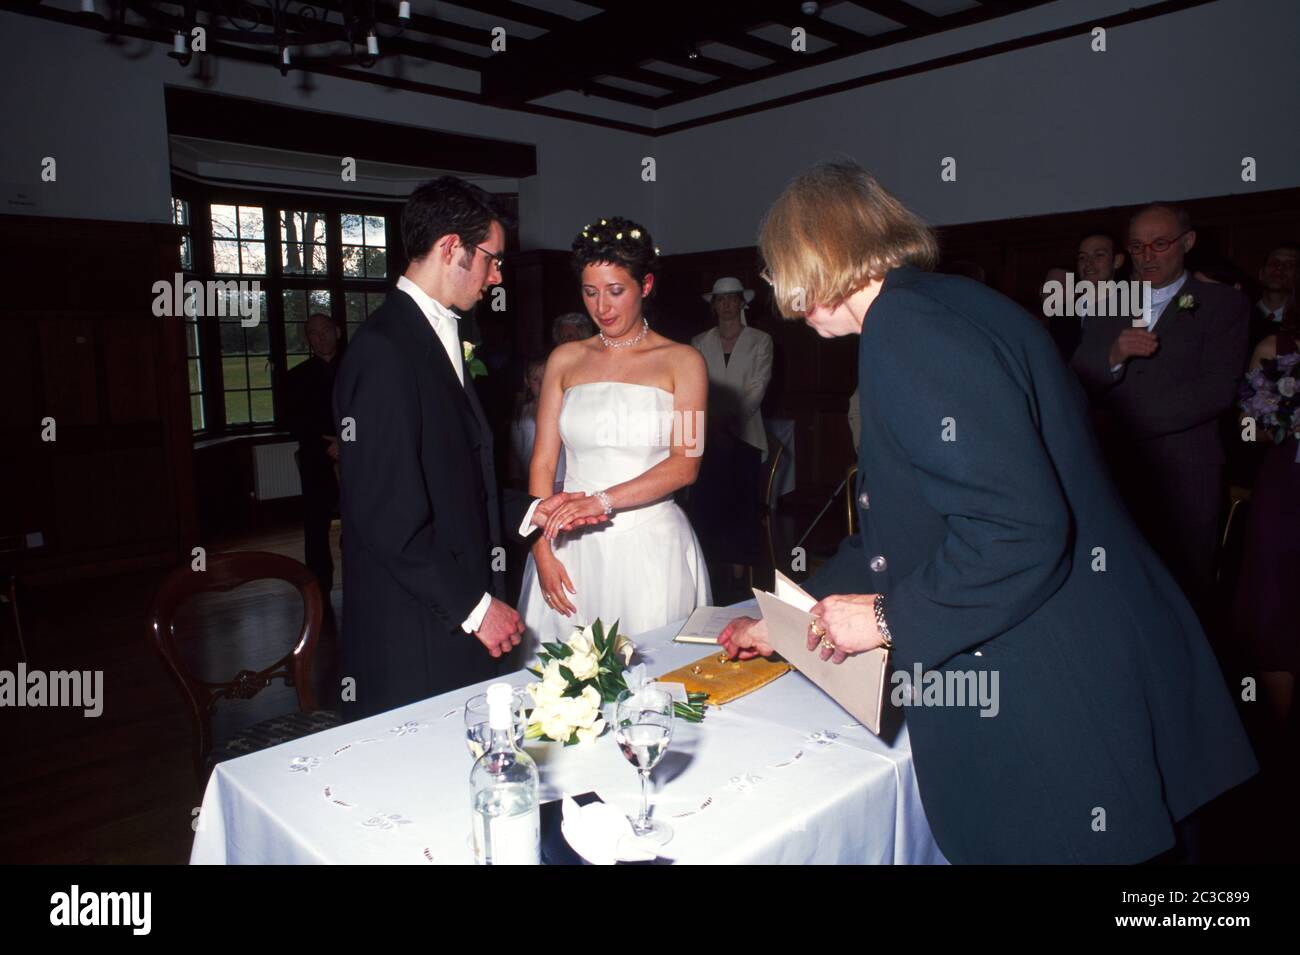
[284,355,338,474]
[333,290,533,719]
[805,266,1256,864]
[1069,274,1248,468]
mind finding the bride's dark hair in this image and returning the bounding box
[571,216,659,290]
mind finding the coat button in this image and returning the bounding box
[869,555,887,572]
[857,491,870,509]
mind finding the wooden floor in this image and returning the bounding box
[0,498,1292,864]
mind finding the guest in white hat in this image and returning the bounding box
[691,277,774,458]
[689,277,775,597]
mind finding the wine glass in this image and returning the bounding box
[614,685,674,846]
[463,687,528,759]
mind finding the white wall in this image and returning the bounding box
[650,0,1300,253]
[0,11,652,250]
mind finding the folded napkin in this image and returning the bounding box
[560,796,659,865]
[657,651,791,706]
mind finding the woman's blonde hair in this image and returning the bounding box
[759,159,938,317]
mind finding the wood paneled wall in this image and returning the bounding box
[0,215,197,583]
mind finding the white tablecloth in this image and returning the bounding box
[190,600,946,865]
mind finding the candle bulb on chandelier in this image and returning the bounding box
[367,31,379,56]
[80,0,94,13]
[173,33,186,55]
[398,1,411,20]
[282,47,291,66]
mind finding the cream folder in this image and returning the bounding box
[752,570,889,735]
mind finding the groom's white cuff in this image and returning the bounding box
[461,592,493,634]
[460,497,541,634]
[518,497,543,538]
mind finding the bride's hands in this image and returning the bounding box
[719,616,774,660]
[532,491,609,537]
[542,494,608,541]
[536,551,578,616]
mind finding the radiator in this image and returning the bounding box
[252,441,303,501]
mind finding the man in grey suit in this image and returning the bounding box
[1071,203,1248,613]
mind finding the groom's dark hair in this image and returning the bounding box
[402,176,515,263]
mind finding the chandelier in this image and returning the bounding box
[77,0,415,74]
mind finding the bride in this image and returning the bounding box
[517,217,713,653]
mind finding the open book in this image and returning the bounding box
[752,571,890,735]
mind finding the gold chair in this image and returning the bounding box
[845,464,859,536]
[1216,485,1252,584]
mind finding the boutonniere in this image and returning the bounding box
[1177,293,1197,312]
[463,340,488,379]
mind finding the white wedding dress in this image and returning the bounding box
[518,381,712,655]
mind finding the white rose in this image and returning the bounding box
[566,649,600,681]
[579,685,602,711]
[575,718,606,744]
[567,627,596,657]
[558,693,598,728]
[1278,377,1297,398]
[537,704,574,743]
[541,659,568,688]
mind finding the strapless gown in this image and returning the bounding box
[517,382,712,655]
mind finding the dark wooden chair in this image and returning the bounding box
[0,574,26,662]
[149,551,339,778]
[746,429,788,590]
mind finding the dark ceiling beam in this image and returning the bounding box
[478,2,791,105]
[845,0,939,29]
[703,30,796,64]
[579,82,665,109]
[653,0,1046,108]
[438,0,574,33]
[605,66,696,94]
[794,14,871,48]
[648,50,747,80]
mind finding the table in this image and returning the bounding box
[190,600,946,865]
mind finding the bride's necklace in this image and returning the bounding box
[600,317,649,349]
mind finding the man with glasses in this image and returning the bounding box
[1071,203,1248,618]
[1248,242,1298,350]
[332,176,604,718]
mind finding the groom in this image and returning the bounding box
[334,177,601,720]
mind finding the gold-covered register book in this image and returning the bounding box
[657,652,792,706]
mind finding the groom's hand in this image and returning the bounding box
[532,491,609,535]
[474,598,524,658]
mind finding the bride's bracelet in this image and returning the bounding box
[594,489,614,516]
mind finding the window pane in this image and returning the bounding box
[187,358,202,392]
[283,290,306,326]
[286,353,310,371]
[185,321,200,357]
[341,214,364,245]
[219,321,247,356]
[212,240,240,274]
[307,241,328,275]
[341,246,364,277]
[308,290,332,313]
[345,292,366,324]
[246,320,270,354]
[180,236,192,271]
[225,391,251,425]
[248,357,273,388]
[285,318,308,354]
[172,198,189,227]
[368,292,386,312]
[364,247,387,278]
[190,395,205,431]
[250,390,275,423]
[365,216,386,245]
[239,206,264,238]
[211,204,237,240]
[222,355,248,390]
[239,241,266,275]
